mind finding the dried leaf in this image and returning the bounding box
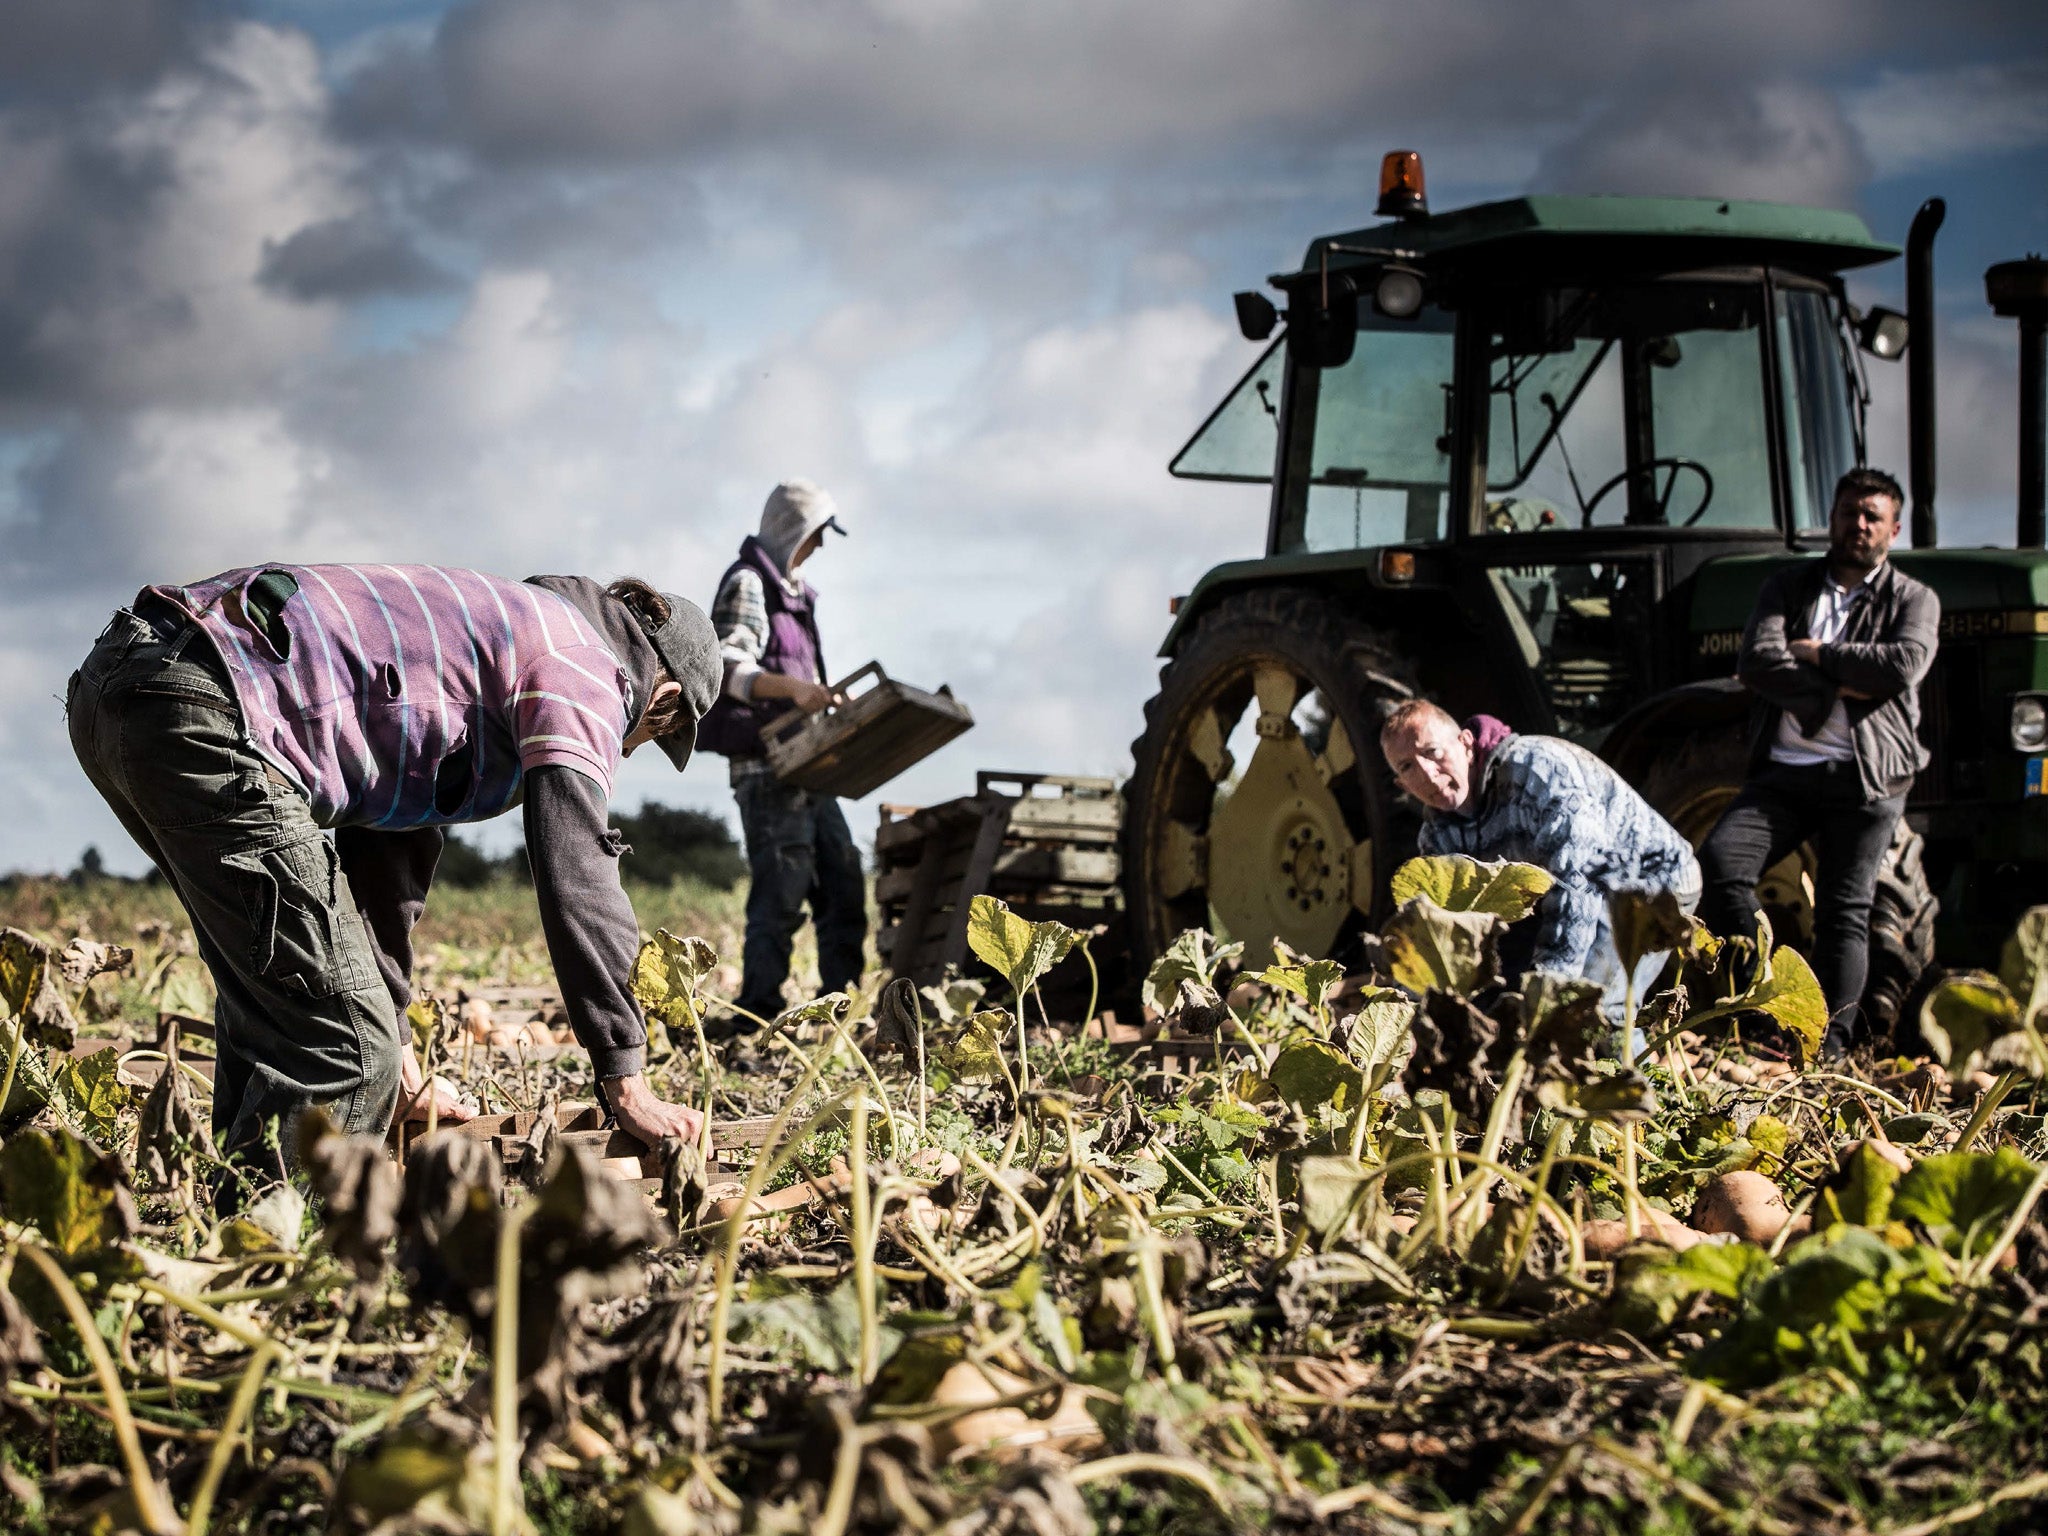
[874,976,923,1056]
[0,1281,43,1384]
[0,929,78,1050]
[1522,973,1608,1079]
[135,1043,215,1192]
[299,1109,400,1304]
[1608,887,1693,977]
[56,939,133,989]
[1536,1071,1658,1124]
[1404,990,1513,1122]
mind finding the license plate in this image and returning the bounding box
[2030,757,2048,796]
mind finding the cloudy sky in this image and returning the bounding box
[2,0,2044,875]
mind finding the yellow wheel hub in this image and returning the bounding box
[1206,667,1369,967]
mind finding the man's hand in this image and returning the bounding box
[397,1044,477,1124]
[785,679,837,714]
[604,1072,709,1148]
[753,672,839,715]
[1789,638,1824,667]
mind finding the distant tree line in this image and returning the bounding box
[408,801,748,890]
[52,802,747,891]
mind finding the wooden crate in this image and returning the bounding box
[762,661,973,798]
[876,771,1126,1007]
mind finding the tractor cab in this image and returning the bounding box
[1170,154,1900,745]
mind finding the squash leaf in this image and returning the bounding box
[1377,895,1502,996]
[968,895,1078,1000]
[1143,928,1243,1015]
[1891,1148,2043,1260]
[52,1047,129,1144]
[1267,1038,1365,1114]
[1917,972,2040,1085]
[630,930,721,1035]
[1390,855,1552,920]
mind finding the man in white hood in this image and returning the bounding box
[698,480,866,1026]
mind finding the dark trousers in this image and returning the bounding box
[732,772,867,1020]
[67,607,399,1196]
[1697,760,1904,1054]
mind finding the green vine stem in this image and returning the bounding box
[14,1242,181,1536]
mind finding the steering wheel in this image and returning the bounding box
[1580,457,1715,527]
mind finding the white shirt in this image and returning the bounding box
[1770,574,1870,766]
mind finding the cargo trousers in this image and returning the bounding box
[67,604,400,1197]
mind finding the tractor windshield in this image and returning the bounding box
[1479,279,1780,534]
[1266,300,1459,553]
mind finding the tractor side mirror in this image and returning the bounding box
[1288,273,1359,368]
[1234,291,1278,342]
[1857,306,1910,360]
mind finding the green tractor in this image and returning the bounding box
[1124,151,2048,1037]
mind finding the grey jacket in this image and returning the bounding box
[1737,558,1940,802]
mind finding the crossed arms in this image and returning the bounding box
[1737,568,1938,735]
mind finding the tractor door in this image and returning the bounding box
[1460,274,1790,747]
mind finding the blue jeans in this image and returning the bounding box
[67,605,400,1196]
[732,772,866,1021]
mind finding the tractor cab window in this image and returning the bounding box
[1273,301,1457,553]
[1170,338,1284,482]
[1480,280,1778,535]
[1776,285,1860,533]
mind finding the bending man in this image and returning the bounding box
[68,563,721,1197]
[1380,702,1700,1017]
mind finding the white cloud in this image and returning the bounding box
[1846,61,2048,179]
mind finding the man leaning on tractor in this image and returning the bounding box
[700,480,869,1029]
[1698,467,1940,1058]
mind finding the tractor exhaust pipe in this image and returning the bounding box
[1907,198,1945,549]
[1987,255,2048,549]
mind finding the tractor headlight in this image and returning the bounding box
[2013,695,2048,751]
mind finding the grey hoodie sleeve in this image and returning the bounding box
[334,826,446,1014]
[523,765,647,1080]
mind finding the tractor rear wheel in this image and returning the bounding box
[1636,731,1938,1043]
[1123,589,1416,971]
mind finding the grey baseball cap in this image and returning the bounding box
[642,595,722,771]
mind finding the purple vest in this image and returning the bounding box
[698,536,826,759]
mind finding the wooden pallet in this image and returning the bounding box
[876,771,1126,1003]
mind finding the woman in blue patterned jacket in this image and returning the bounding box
[1379,700,1701,1019]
